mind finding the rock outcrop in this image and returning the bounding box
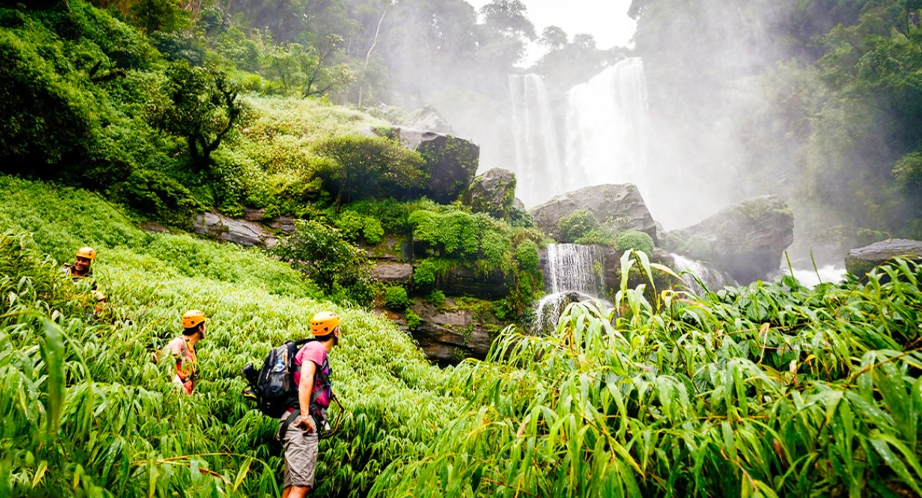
[193,212,277,248]
[845,239,922,277]
[371,262,414,284]
[405,302,500,366]
[374,127,480,204]
[665,195,794,284]
[463,168,517,219]
[529,184,658,243]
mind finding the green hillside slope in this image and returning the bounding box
[0,175,463,497]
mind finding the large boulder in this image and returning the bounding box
[193,212,277,248]
[463,168,516,219]
[371,262,414,284]
[845,239,922,277]
[665,195,794,284]
[529,184,658,243]
[376,127,480,204]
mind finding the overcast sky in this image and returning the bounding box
[467,0,637,63]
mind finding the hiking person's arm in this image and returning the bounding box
[297,360,317,433]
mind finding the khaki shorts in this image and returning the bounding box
[278,414,319,489]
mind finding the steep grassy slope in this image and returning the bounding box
[0,175,463,497]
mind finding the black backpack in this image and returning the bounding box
[242,338,313,418]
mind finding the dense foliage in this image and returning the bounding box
[0,176,464,497]
[375,251,922,497]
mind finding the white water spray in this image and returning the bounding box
[508,74,564,207]
[534,244,608,333]
[565,57,650,188]
[671,253,730,295]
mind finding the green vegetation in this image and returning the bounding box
[557,209,600,242]
[383,286,409,311]
[0,176,464,497]
[615,229,655,258]
[4,177,922,496]
[374,251,922,496]
[272,219,375,305]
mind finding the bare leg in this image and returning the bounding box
[287,486,311,498]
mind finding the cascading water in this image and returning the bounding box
[505,58,652,209]
[671,253,730,295]
[565,57,650,188]
[508,74,564,207]
[534,244,607,333]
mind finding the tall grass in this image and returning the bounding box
[0,177,465,496]
[373,251,922,497]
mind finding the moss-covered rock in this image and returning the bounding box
[845,239,922,277]
[664,195,794,284]
[463,168,517,219]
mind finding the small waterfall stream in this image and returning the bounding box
[508,74,564,207]
[671,253,730,294]
[534,244,607,333]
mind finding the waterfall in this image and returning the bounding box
[787,266,847,288]
[534,244,607,333]
[545,244,605,295]
[508,74,564,207]
[671,253,729,295]
[565,57,650,189]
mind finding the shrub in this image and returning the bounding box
[413,259,438,286]
[515,239,540,271]
[616,229,655,258]
[313,135,427,207]
[428,289,446,307]
[272,219,375,305]
[384,285,409,310]
[557,209,600,242]
[574,228,618,246]
[405,308,421,331]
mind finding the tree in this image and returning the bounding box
[147,61,246,170]
[539,26,567,51]
[313,135,427,208]
[479,0,535,40]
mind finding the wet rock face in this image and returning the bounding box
[371,262,413,284]
[845,239,922,277]
[529,184,658,243]
[664,195,794,284]
[193,212,277,248]
[463,168,516,219]
[406,303,498,367]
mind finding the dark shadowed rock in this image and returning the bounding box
[243,208,266,221]
[665,195,794,284]
[463,168,517,219]
[375,127,480,204]
[436,266,509,300]
[529,184,658,243]
[269,216,296,234]
[406,303,498,366]
[845,239,922,277]
[141,221,169,233]
[194,212,277,248]
[371,262,414,284]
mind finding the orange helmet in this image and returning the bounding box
[182,310,207,329]
[310,311,340,336]
[76,247,96,260]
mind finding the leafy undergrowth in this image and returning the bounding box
[0,176,464,496]
[375,252,922,497]
[4,176,922,497]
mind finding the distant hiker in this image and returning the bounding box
[278,311,341,498]
[61,246,106,310]
[168,310,207,395]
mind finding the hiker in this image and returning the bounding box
[279,311,341,498]
[61,246,106,308]
[167,310,207,395]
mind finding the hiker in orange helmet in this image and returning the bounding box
[61,246,106,310]
[167,310,207,395]
[279,311,342,498]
